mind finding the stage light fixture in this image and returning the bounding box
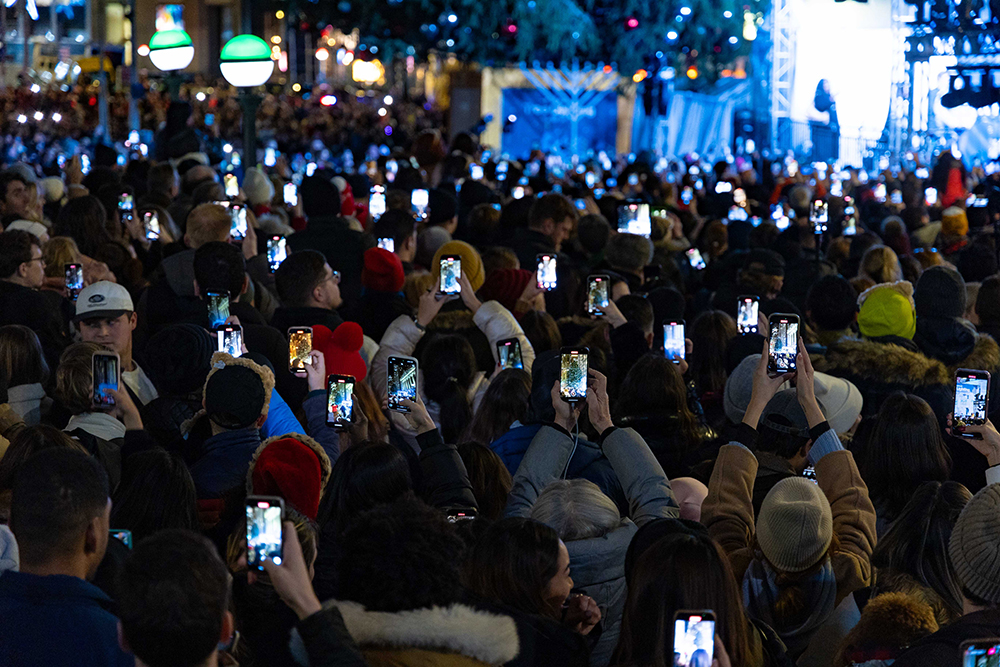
[941,72,970,108]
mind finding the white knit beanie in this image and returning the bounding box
[949,484,1000,604]
[757,477,833,572]
[242,167,275,207]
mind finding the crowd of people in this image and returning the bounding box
[1,98,1000,667]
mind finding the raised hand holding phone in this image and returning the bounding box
[550,381,583,432]
[417,287,447,327]
[586,370,614,434]
[957,418,1000,466]
[794,337,825,428]
[262,521,323,620]
[394,394,436,434]
[457,271,482,314]
[744,339,793,430]
[305,350,327,392]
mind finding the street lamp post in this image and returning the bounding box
[220,35,274,167]
[148,29,194,98]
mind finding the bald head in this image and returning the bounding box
[185,203,232,249]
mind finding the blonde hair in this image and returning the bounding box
[185,204,232,248]
[43,236,82,278]
[531,479,621,540]
[860,245,903,285]
[55,342,104,415]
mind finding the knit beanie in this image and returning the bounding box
[478,268,534,313]
[941,206,969,237]
[203,352,274,429]
[433,240,486,291]
[145,324,214,396]
[312,322,367,382]
[40,176,64,203]
[416,226,452,268]
[758,477,834,572]
[300,175,340,219]
[724,354,761,424]
[361,247,405,293]
[242,167,275,207]
[247,433,332,520]
[948,483,1000,605]
[5,220,48,239]
[914,265,966,319]
[857,281,916,339]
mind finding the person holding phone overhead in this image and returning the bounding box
[703,338,876,660]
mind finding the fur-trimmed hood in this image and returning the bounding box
[948,332,1000,375]
[835,592,938,667]
[325,600,519,666]
[813,339,951,387]
[245,432,333,500]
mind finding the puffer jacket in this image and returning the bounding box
[505,425,678,666]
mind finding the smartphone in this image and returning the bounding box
[306,161,317,177]
[118,192,134,227]
[109,529,133,549]
[536,254,557,291]
[264,147,277,168]
[65,263,83,301]
[715,181,733,194]
[830,180,843,197]
[288,327,313,376]
[955,369,991,438]
[574,198,586,211]
[387,355,418,413]
[874,183,886,202]
[961,638,1000,664]
[281,182,297,207]
[470,164,484,180]
[585,172,596,188]
[768,314,800,376]
[80,153,91,175]
[266,235,287,272]
[207,291,230,329]
[246,495,284,570]
[681,186,694,205]
[411,188,429,219]
[377,237,395,252]
[843,217,857,236]
[143,211,160,241]
[230,204,248,241]
[216,324,243,358]
[890,190,903,205]
[673,611,716,667]
[925,187,938,206]
[446,507,478,523]
[686,248,706,270]
[511,186,525,200]
[733,188,746,205]
[728,206,748,222]
[205,113,215,127]
[737,295,759,335]
[617,202,651,237]
[587,274,610,316]
[559,347,589,403]
[810,200,829,233]
[439,255,462,296]
[497,338,523,370]
[916,167,930,179]
[326,374,355,428]
[92,351,120,409]
[224,173,239,198]
[370,191,387,220]
[664,321,685,364]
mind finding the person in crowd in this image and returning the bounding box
[0,448,133,665]
[688,309,738,414]
[75,281,159,406]
[427,187,459,235]
[272,249,345,333]
[975,273,1000,342]
[356,247,411,342]
[506,369,678,665]
[599,233,654,294]
[0,325,51,425]
[457,441,513,522]
[509,193,578,269]
[805,274,858,348]
[465,368,532,448]
[372,209,418,273]
[0,424,86,524]
[858,245,902,285]
[110,448,200,544]
[0,171,35,222]
[704,340,876,659]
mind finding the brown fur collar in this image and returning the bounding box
[428,309,477,331]
[948,333,1000,375]
[835,592,938,666]
[812,339,951,387]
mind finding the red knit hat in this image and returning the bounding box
[362,247,406,293]
[247,433,332,520]
[312,322,368,382]
[477,268,534,313]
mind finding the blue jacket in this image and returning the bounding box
[491,424,628,515]
[190,428,262,499]
[261,390,305,441]
[0,570,134,666]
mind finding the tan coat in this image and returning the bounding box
[703,444,877,607]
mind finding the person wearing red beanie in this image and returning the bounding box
[478,268,545,319]
[246,432,332,521]
[357,248,413,342]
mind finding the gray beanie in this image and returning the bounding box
[758,477,833,572]
[724,354,760,424]
[949,484,1000,604]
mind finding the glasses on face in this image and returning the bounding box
[25,256,45,267]
[330,270,341,285]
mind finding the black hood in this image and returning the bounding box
[914,316,977,365]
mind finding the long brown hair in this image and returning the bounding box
[464,369,531,446]
[457,442,512,521]
[354,379,389,444]
[0,324,49,390]
[613,532,754,667]
[689,310,737,396]
[613,355,701,447]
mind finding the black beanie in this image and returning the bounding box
[300,175,340,219]
[145,324,214,396]
[915,265,966,319]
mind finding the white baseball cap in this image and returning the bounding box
[74,281,134,322]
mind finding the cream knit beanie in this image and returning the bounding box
[757,477,833,573]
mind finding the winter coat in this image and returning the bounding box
[371,302,535,439]
[505,425,678,666]
[5,383,50,426]
[892,609,1000,667]
[833,592,939,667]
[703,427,876,641]
[309,600,520,667]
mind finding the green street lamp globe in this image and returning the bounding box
[220,35,274,87]
[148,29,194,72]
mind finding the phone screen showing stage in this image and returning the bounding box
[216,327,243,358]
[498,340,523,370]
[738,297,759,334]
[207,292,230,329]
[439,256,461,295]
[387,357,417,412]
[587,276,609,314]
[672,614,715,667]
[617,202,651,237]
[92,354,119,408]
[664,323,685,363]
[246,499,282,569]
[955,371,989,430]
[327,376,355,426]
[267,236,288,272]
[769,317,799,374]
[288,329,313,374]
[537,254,557,291]
[66,264,83,300]
[560,351,588,400]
